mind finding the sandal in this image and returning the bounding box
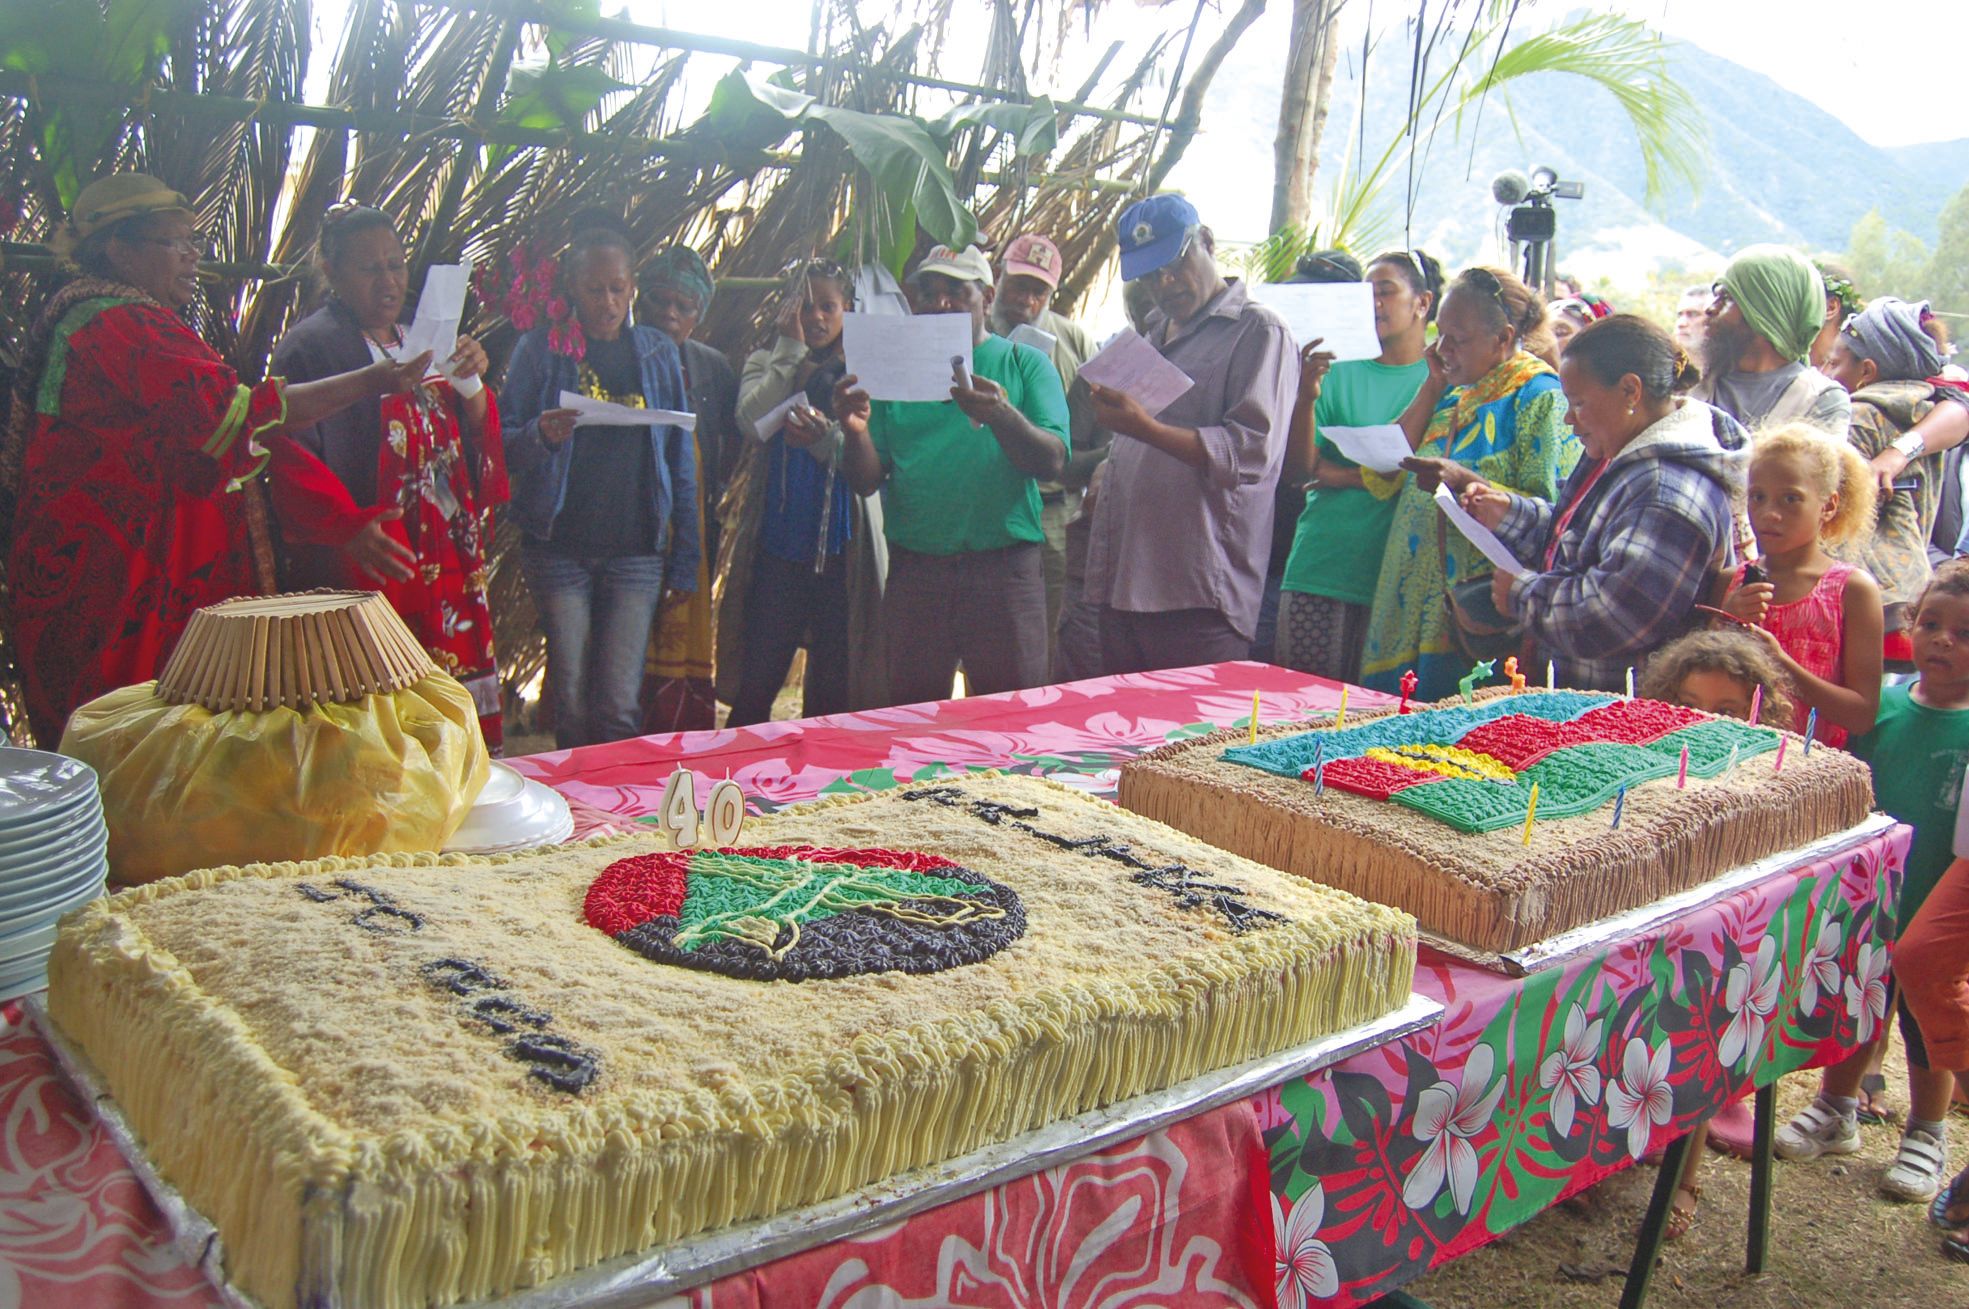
[1857,1072,1895,1126]
[1946,1225,1969,1265]
[1935,1168,1969,1229]
[1665,1182,1701,1242]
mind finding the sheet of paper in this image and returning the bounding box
[1007,322,1057,355]
[1075,328,1194,417]
[843,312,975,402]
[390,262,471,372]
[1253,281,1380,361]
[1320,423,1412,474]
[751,392,812,443]
[557,390,698,432]
[850,263,910,318]
[1434,483,1523,577]
[1955,766,1969,858]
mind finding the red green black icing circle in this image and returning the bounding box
[584,845,1026,981]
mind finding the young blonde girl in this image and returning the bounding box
[1637,628,1798,1238]
[1723,422,1883,747]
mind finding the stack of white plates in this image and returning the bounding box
[0,748,108,1002]
[442,763,575,856]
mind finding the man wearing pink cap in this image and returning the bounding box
[990,234,1100,668]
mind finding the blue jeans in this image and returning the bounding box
[522,550,667,749]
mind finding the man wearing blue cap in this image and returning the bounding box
[1081,193,1297,673]
[818,243,1070,705]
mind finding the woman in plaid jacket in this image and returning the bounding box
[1454,315,1749,690]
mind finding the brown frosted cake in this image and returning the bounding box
[46,773,1415,1309]
[1118,688,1874,955]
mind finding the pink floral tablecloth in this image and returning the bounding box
[0,663,1907,1308]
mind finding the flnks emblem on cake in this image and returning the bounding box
[584,845,1026,981]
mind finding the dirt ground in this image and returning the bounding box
[1406,1045,1966,1308]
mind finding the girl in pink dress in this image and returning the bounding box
[1723,422,1884,747]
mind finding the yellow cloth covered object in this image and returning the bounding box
[61,674,489,884]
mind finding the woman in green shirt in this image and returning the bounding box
[1275,250,1441,682]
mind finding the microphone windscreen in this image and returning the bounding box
[1491,170,1530,205]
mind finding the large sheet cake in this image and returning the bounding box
[47,773,1416,1309]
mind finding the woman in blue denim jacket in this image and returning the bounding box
[500,226,701,748]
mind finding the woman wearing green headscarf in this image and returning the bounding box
[640,246,736,731]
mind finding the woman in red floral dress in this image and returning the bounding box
[268,205,509,749]
[0,175,425,745]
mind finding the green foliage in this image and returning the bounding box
[490,49,630,169]
[1,0,195,207]
[931,97,1060,159]
[1841,185,1969,360]
[714,70,980,276]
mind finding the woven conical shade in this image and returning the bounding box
[156,591,437,713]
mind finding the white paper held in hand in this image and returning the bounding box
[390,262,471,372]
[1006,322,1057,355]
[843,312,974,402]
[556,390,698,432]
[1433,483,1523,577]
[1076,329,1193,417]
[1254,282,1380,361]
[1319,423,1412,474]
[752,392,813,443]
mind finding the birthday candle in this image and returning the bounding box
[1725,743,1738,776]
[1748,685,1763,727]
[1611,785,1626,828]
[1546,659,1555,692]
[1249,690,1260,745]
[1804,708,1819,752]
[1625,666,1635,700]
[1774,735,1788,772]
[1315,762,1326,797]
[1677,744,1689,788]
[1522,782,1539,846]
[1336,686,1349,731]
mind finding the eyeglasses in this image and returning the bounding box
[1146,227,1200,285]
[124,233,212,257]
[1462,266,1507,310]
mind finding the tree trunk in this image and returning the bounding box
[1269,0,1341,236]
[1144,0,1267,195]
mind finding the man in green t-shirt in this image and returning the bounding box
[831,244,1070,705]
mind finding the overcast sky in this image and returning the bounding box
[582,0,1957,150]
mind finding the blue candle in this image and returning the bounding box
[1611,785,1626,828]
[1804,708,1819,753]
[1315,762,1326,797]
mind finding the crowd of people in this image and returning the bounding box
[7,171,1969,1263]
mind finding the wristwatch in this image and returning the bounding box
[1891,431,1926,461]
